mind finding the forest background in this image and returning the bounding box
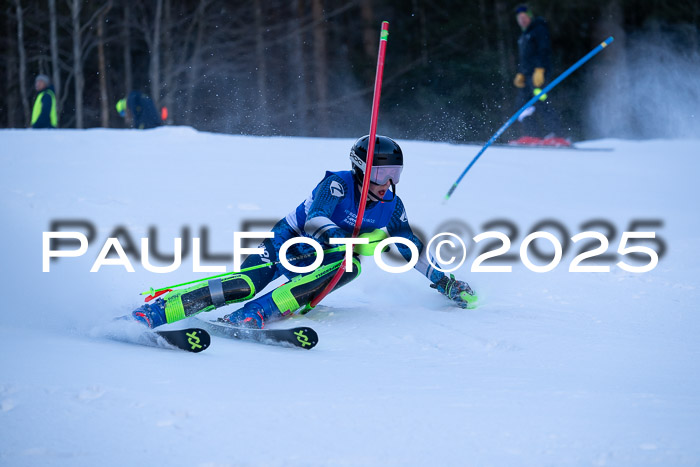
[2,0,699,141]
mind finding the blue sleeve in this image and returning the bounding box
[303,174,350,245]
[386,197,445,284]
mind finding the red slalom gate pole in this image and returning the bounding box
[308,21,390,310]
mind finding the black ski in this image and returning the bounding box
[200,318,318,350]
[100,315,211,353]
[155,328,210,353]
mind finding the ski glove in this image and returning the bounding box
[532,67,545,88]
[513,73,526,88]
[431,274,477,309]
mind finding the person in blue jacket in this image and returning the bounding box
[116,90,161,129]
[31,74,57,129]
[132,136,477,329]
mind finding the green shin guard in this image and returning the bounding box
[163,274,256,323]
[271,257,362,316]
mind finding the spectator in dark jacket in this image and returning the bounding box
[116,90,162,129]
[31,74,57,129]
[512,5,566,143]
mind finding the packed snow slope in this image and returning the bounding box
[1,127,699,466]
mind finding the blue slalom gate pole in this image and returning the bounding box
[444,36,614,202]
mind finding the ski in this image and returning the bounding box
[198,318,318,350]
[107,316,211,353]
[155,328,211,353]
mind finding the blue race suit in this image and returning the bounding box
[154,170,445,327]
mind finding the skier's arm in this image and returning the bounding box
[386,197,477,308]
[385,197,445,284]
[303,174,350,245]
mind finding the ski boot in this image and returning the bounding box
[132,298,168,328]
[222,292,282,329]
[222,302,266,329]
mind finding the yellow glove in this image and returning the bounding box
[355,229,388,256]
[532,67,545,88]
[513,73,525,88]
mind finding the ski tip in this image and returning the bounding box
[157,328,211,353]
[291,327,318,350]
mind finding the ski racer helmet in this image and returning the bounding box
[350,134,403,190]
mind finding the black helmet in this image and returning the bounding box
[349,135,404,202]
[350,135,403,181]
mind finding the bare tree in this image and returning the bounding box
[122,1,132,102]
[48,0,62,125]
[5,4,19,127]
[311,0,328,135]
[254,0,269,128]
[493,0,512,82]
[14,0,30,126]
[161,0,172,124]
[97,0,112,127]
[290,0,309,134]
[149,0,163,109]
[184,1,207,125]
[361,0,375,61]
[68,0,84,128]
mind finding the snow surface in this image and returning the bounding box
[1,127,699,466]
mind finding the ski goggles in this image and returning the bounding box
[368,165,403,185]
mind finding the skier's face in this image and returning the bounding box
[368,179,392,200]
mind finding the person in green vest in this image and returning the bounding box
[31,74,57,129]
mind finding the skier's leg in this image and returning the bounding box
[223,255,362,329]
[132,236,281,328]
[516,87,537,137]
[540,99,565,138]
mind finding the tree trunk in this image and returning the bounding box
[122,2,132,127]
[254,0,269,130]
[70,0,84,128]
[477,0,490,51]
[97,1,112,128]
[290,0,308,134]
[162,0,172,124]
[5,6,18,127]
[588,0,627,138]
[48,0,61,126]
[15,0,30,126]
[123,2,132,98]
[185,2,205,126]
[311,0,328,135]
[493,0,511,82]
[149,0,163,109]
[361,0,374,60]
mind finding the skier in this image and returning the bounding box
[511,4,569,146]
[132,135,477,329]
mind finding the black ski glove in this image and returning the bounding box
[430,274,477,309]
